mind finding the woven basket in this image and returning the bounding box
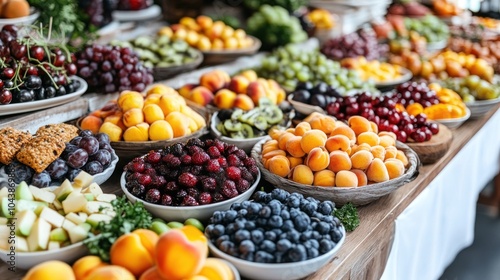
[251,136,420,206]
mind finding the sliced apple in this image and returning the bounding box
[39,207,65,228]
[16,236,29,252]
[15,209,37,236]
[84,183,103,197]
[62,193,87,214]
[27,218,51,251]
[96,194,117,203]
[62,219,77,231]
[52,199,63,210]
[0,225,9,250]
[86,214,112,228]
[49,228,69,242]
[65,212,86,225]
[78,212,88,221]
[29,186,55,203]
[67,223,91,244]
[0,217,7,225]
[1,197,13,218]
[54,180,74,202]
[73,171,94,189]
[84,201,112,214]
[15,181,34,201]
[0,188,8,198]
[47,241,61,251]
[83,193,95,201]
[16,199,48,215]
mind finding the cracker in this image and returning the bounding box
[0,127,32,165]
[16,135,65,173]
[35,123,78,143]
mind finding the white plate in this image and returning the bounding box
[287,94,327,116]
[375,67,413,88]
[0,7,39,28]
[435,107,471,129]
[0,76,88,116]
[466,96,500,119]
[112,5,161,22]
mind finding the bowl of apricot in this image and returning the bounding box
[250,114,420,206]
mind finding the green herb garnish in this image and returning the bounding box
[334,202,360,232]
[83,196,153,261]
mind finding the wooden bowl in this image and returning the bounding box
[152,50,203,81]
[201,36,261,65]
[406,123,452,164]
[250,137,420,206]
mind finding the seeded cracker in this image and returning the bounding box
[16,135,66,173]
[0,127,32,165]
[35,123,78,142]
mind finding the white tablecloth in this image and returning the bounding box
[381,109,500,280]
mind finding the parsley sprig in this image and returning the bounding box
[334,202,360,232]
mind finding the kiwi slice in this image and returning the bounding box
[253,116,268,131]
[239,110,260,125]
[224,119,243,132]
[231,109,244,121]
[240,124,254,138]
[261,106,284,125]
[216,122,227,135]
[258,97,273,107]
[230,131,245,139]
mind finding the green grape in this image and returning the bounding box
[296,72,310,82]
[290,61,303,72]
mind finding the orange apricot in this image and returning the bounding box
[294,122,312,136]
[384,146,398,160]
[325,135,351,153]
[269,129,285,141]
[262,149,287,160]
[366,158,390,183]
[335,170,358,188]
[313,170,335,187]
[330,125,356,143]
[286,136,306,158]
[86,266,135,280]
[139,266,164,280]
[379,135,396,148]
[351,143,371,154]
[396,150,409,167]
[350,150,374,170]
[278,132,296,151]
[290,164,314,185]
[357,131,380,146]
[370,145,386,161]
[73,256,108,280]
[300,129,327,154]
[80,115,103,134]
[328,150,352,173]
[351,169,368,187]
[305,147,330,172]
[384,159,405,179]
[287,156,304,169]
[369,121,378,134]
[267,155,291,177]
[378,131,397,140]
[348,116,372,136]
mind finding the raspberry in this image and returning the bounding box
[199,192,212,205]
[146,151,162,164]
[182,195,199,206]
[187,138,204,147]
[243,157,257,167]
[240,167,254,182]
[162,154,175,163]
[233,149,247,160]
[225,144,238,156]
[207,146,221,158]
[236,179,251,193]
[227,154,241,167]
[226,166,241,181]
[248,165,259,177]
[180,154,192,165]
[144,166,156,177]
[150,175,167,188]
[218,157,228,168]
[165,181,179,191]
[162,154,180,167]
[192,152,210,165]
[213,139,225,153]
[206,159,221,173]
[127,172,141,182]
[178,172,198,188]
[127,158,145,172]
[145,188,161,203]
[160,194,173,206]
[205,139,215,147]
[189,145,203,155]
[213,192,225,202]
[201,177,217,192]
[221,180,239,198]
[137,174,152,186]
[188,188,200,199]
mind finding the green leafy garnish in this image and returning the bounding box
[83,196,153,262]
[334,203,360,232]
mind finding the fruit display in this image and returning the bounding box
[403,15,449,43]
[246,5,308,50]
[80,84,206,142]
[123,138,259,206]
[255,44,375,93]
[0,0,30,19]
[440,75,500,102]
[260,113,409,186]
[340,57,405,83]
[449,24,499,41]
[447,37,500,73]
[206,189,343,263]
[473,16,500,30]
[325,92,440,143]
[177,69,286,109]
[75,44,153,93]
[111,35,200,69]
[117,0,152,10]
[158,15,254,51]
[243,0,307,13]
[433,0,463,17]
[306,9,335,30]
[388,50,495,82]
[0,25,80,105]
[387,1,431,17]
[320,29,388,61]
[0,174,116,252]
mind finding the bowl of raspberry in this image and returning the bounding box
[120,138,261,222]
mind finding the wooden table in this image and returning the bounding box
[1,104,499,280]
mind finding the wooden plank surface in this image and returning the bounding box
[1,104,499,279]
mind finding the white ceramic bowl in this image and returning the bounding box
[287,94,326,116]
[207,226,346,280]
[435,107,471,129]
[210,112,268,154]
[466,96,500,119]
[0,8,39,28]
[120,170,261,222]
[92,150,119,185]
[0,241,87,270]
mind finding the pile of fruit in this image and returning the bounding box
[261,113,409,186]
[320,29,388,61]
[449,24,498,42]
[473,16,500,30]
[80,84,206,142]
[447,37,500,73]
[325,92,440,143]
[306,9,335,30]
[387,1,431,17]
[159,15,254,51]
[206,189,343,262]
[111,35,200,69]
[440,75,500,102]
[255,44,374,93]
[433,0,463,17]
[340,57,404,83]
[178,69,286,109]
[403,15,449,43]
[124,138,259,206]
[0,25,80,105]
[0,0,30,19]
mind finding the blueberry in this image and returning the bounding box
[210,211,224,224]
[225,223,236,235]
[212,224,225,237]
[251,229,264,245]
[312,212,325,220]
[286,229,300,243]
[290,192,304,200]
[312,231,321,240]
[275,252,284,263]
[264,231,277,242]
[289,208,301,218]
[270,188,289,202]
[247,202,262,217]
[241,251,254,262]
[292,213,310,232]
[252,191,268,202]
[286,196,300,208]
[301,201,317,216]
[267,215,283,228]
[319,239,335,254]
[259,206,272,218]
[260,240,276,253]
[271,228,283,237]
[307,247,319,259]
[331,228,343,242]
[241,200,251,209]
[234,220,246,231]
[256,218,268,227]
[300,231,312,242]
[318,201,335,215]
[306,196,319,203]
[268,199,282,215]
[204,224,215,238]
[255,251,275,263]
[309,239,319,249]
[234,229,251,244]
[280,209,290,220]
[219,240,235,254]
[322,215,334,223]
[244,221,256,230]
[216,235,230,247]
[238,208,248,217]
[316,221,331,235]
[333,217,341,226]
[223,210,238,223]
[277,239,293,252]
[288,244,307,262]
[230,202,242,211]
[239,240,255,254]
[280,220,293,232]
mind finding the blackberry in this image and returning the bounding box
[171,143,184,156]
[131,184,146,197]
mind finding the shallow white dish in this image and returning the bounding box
[0,8,39,28]
[112,5,161,22]
[375,67,413,89]
[435,107,471,129]
[207,226,346,280]
[91,150,119,186]
[0,241,87,270]
[120,170,261,222]
[466,96,500,119]
[287,94,326,116]
[0,76,87,116]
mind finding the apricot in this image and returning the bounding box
[335,170,358,188]
[385,159,405,179]
[104,112,125,129]
[144,93,163,106]
[228,75,250,94]
[325,135,351,153]
[118,91,144,111]
[351,169,368,187]
[143,104,165,124]
[196,15,213,29]
[313,170,335,187]
[285,136,306,158]
[99,122,123,142]
[294,122,311,136]
[278,132,296,151]
[73,256,108,280]
[379,135,396,148]
[23,261,75,280]
[285,128,295,134]
[348,116,372,136]
[269,129,285,141]
[366,158,390,183]
[369,121,378,134]
[3,0,30,18]
[200,70,229,92]
[86,266,135,280]
[262,149,287,160]
[396,150,409,167]
[378,131,397,140]
[370,145,386,161]
[351,143,371,154]
[110,229,158,277]
[328,150,352,173]
[305,147,330,172]
[262,140,279,155]
[330,125,356,144]
[357,131,380,146]
[303,112,324,123]
[147,84,177,96]
[290,164,314,185]
[159,94,184,116]
[123,108,145,128]
[287,156,303,169]
[165,112,191,137]
[309,116,336,134]
[233,94,255,111]
[246,81,267,105]
[80,115,103,134]
[178,84,198,98]
[240,69,258,82]
[214,89,237,109]
[181,106,207,130]
[300,129,327,154]
[350,150,374,170]
[197,258,234,280]
[140,266,164,280]
[384,146,398,160]
[156,226,208,280]
[189,86,215,106]
[267,155,291,177]
[123,122,150,141]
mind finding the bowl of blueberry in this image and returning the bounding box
[204,189,346,280]
[120,138,261,222]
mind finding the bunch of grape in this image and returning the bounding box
[255,44,375,94]
[394,82,440,107]
[0,25,80,105]
[321,29,388,61]
[76,44,153,93]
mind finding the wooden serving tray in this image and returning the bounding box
[406,123,453,165]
